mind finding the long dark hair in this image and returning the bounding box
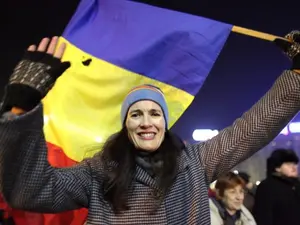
[92,127,183,214]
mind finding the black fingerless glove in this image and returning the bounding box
[1,51,70,112]
[274,30,300,70]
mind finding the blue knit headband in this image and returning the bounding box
[121,85,169,128]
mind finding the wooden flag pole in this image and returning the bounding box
[231,25,289,42]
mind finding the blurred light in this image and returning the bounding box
[233,170,239,174]
[193,122,300,142]
[279,122,300,135]
[192,129,219,141]
[256,181,261,185]
[95,136,103,143]
[289,122,300,133]
[280,126,289,135]
[44,115,49,124]
[210,180,217,189]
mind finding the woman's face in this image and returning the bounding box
[221,185,245,213]
[126,100,165,152]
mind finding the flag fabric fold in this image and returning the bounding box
[4,0,233,224]
[43,0,232,162]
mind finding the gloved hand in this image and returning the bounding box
[1,36,70,113]
[274,30,300,70]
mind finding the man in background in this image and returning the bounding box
[238,172,255,213]
[253,149,300,225]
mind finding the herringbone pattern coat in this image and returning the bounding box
[1,70,300,224]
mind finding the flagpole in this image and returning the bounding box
[231,25,290,42]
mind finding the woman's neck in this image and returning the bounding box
[226,208,237,216]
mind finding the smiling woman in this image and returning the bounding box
[126,100,165,151]
[209,172,256,225]
[123,85,167,152]
[94,84,183,213]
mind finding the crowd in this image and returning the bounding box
[208,148,300,225]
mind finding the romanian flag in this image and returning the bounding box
[4,0,232,224]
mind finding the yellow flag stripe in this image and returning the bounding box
[42,38,194,162]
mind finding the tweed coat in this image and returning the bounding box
[0,70,300,225]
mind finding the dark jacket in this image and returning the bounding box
[253,174,300,225]
[0,70,300,224]
[243,190,255,213]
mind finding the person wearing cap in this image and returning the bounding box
[238,172,256,213]
[253,149,300,225]
[0,31,300,225]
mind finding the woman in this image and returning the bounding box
[0,31,300,225]
[209,172,256,225]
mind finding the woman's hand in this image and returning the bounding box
[1,36,71,114]
[27,36,66,58]
[274,30,300,72]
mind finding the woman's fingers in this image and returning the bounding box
[27,36,66,59]
[37,37,51,52]
[27,45,36,52]
[53,42,66,59]
[46,36,59,55]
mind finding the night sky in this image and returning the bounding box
[1,0,300,141]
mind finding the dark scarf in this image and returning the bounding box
[133,132,186,177]
[135,149,163,177]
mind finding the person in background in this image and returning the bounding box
[209,172,256,225]
[253,149,300,225]
[238,172,255,213]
